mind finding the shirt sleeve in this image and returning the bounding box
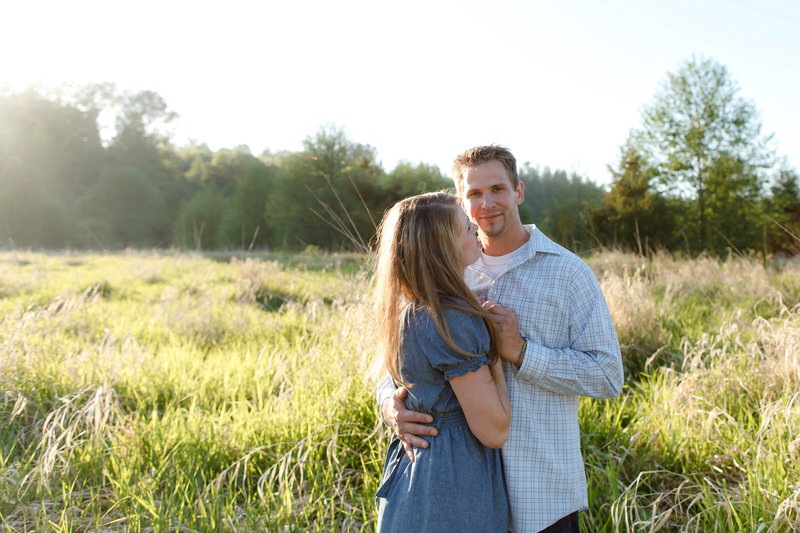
[517,262,624,398]
[420,307,491,381]
[375,373,396,416]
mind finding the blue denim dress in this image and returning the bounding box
[377,302,509,532]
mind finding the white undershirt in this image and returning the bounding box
[480,249,515,278]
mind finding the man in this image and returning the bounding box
[376,145,624,532]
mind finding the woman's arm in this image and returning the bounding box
[449,359,511,448]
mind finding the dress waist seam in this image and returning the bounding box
[431,410,467,428]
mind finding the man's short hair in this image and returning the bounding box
[451,145,518,195]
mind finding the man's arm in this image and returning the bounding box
[375,375,438,460]
[535,265,623,398]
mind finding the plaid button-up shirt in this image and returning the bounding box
[467,226,623,532]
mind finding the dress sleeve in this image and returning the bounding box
[421,307,491,381]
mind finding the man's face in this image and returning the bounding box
[460,159,524,242]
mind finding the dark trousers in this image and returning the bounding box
[538,511,580,533]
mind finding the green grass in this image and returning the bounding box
[0,250,382,531]
[1,249,799,531]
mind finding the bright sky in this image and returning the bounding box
[3,0,798,185]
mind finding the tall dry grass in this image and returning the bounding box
[0,249,798,531]
[585,250,800,532]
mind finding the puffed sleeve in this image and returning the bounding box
[420,306,491,381]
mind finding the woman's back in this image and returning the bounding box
[376,304,509,532]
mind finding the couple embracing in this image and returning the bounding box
[372,145,624,532]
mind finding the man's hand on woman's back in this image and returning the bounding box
[382,387,438,462]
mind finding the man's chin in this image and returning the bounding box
[478,224,503,239]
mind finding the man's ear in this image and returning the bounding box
[515,180,525,205]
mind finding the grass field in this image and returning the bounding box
[0,249,798,532]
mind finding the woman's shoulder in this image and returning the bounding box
[441,297,483,324]
[403,299,485,336]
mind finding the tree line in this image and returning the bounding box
[1,56,798,256]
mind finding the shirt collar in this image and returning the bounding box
[468,224,563,277]
[521,224,564,258]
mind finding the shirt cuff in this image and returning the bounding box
[375,375,396,425]
[515,339,546,383]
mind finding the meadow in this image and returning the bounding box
[0,249,798,532]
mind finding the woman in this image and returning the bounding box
[374,192,511,532]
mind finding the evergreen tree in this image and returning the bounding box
[764,168,800,255]
[590,141,675,252]
[519,163,604,251]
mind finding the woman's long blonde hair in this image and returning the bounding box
[373,192,500,386]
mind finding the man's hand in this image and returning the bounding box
[483,300,524,363]
[382,387,438,461]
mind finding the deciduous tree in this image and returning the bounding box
[636,55,775,253]
[267,126,384,251]
[0,90,103,246]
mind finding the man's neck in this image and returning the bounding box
[481,224,530,257]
